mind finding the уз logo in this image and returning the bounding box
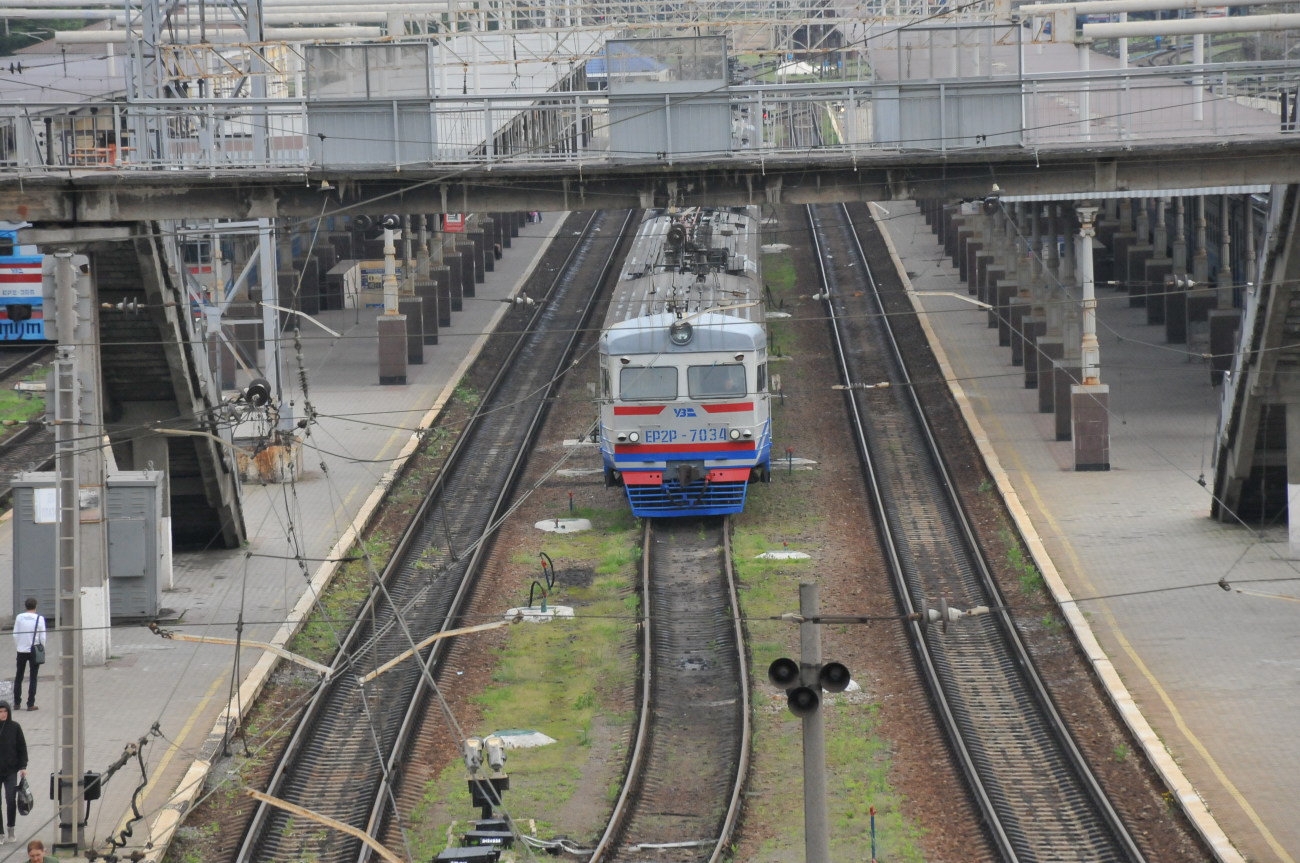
[673,407,696,418]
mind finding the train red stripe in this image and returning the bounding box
[617,442,755,454]
[613,405,665,415]
[700,402,754,413]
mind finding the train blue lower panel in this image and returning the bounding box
[624,478,749,517]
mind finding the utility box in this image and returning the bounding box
[10,470,166,623]
[106,471,165,620]
[9,473,59,623]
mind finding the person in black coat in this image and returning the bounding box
[0,702,28,844]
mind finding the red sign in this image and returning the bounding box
[444,213,465,233]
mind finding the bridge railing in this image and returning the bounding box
[2,61,1296,174]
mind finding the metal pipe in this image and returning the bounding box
[12,8,428,22]
[1085,14,1300,38]
[1076,205,1101,385]
[54,25,383,42]
[1020,0,1284,14]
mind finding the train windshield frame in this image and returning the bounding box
[620,366,678,400]
[688,363,746,399]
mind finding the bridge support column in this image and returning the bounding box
[1072,204,1110,471]
[1071,384,1111,471]
[1286,404,1300,558]
[378,314,408,385]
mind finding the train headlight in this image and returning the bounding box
[729,428,742,441]
[628,431,640,443]
[669,319,693,346]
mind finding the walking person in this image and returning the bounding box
[13,599,45,711]
[0,703,27,844]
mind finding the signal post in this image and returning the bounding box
[768,582,851,863]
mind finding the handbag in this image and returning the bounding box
[31,642,44,665]
[15,778,31,817]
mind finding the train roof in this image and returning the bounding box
[603,311,765,356]
[605,206,764,331]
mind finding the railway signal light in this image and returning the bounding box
[768,657,852,717]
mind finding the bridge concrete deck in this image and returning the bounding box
[0,214,566,861]
[880,200,1299,863]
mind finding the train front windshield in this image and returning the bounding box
[688,364,746,398]
[620,366,677,400]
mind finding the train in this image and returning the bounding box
[0,223,49,341]
[598,206,772,517]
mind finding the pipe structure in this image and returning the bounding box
[53,25,384,42]
[11,8,426,22]
[1019,0,1286,14]
[1076,205,1101,385]
[1084,14,1300,38]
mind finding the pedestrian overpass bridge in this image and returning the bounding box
[3,28,1300,548]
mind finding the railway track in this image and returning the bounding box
[234,208,633,863]
[591,517,750,863]
[0,345,55,509]
[807,202,1147,863]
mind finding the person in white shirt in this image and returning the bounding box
[12,600,45,711]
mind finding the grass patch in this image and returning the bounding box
[0,369,46,425]
[1001,529,1044,594]
[406,506,640,859]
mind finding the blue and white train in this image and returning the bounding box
[0,223,49,341]
[598,206,772,517]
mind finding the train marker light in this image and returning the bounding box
[729,428,742,440]
[628,431,640,443]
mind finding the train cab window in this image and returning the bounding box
[688,364,746,398]
[756,363,767,393]
[620,366,677,400]
[0,236,13,257]
[601,368,611,400]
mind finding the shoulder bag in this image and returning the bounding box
[31,641,45,665]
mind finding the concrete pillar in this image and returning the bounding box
[413,277,440,346]
[1287,403,1300,558]
[430,265,452,329]
[416,214,431,278]
[444,251,464,312]
[1071,383,1111,470]
[456,241,477,299]
[1171,197,1188,275]
[1071,204,1109,471]
[1208,310,1241,385]
[398,296,424,364]
[1192,195,1210,284]
[467,229,487,283]
[1077,205,1102,386]
[1217,194,1234,305]
[1054,205,1083,440]
[377,314,408,385]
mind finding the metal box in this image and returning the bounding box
[10,470,165,623]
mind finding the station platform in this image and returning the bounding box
[0,214,566,861]
[878,201,1298,863]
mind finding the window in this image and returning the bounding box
[756,363,767,393]
[620,366,677,400]
[689,364,746,398]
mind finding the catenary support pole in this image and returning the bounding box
[800,582,830,863]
